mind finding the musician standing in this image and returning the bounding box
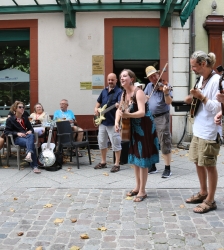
[184,51,220,214]
[94,73,122,172]
[144,66,173,178]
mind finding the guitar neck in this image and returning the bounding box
[46,124,54,149]
[101,104,116,115]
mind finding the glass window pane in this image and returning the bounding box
[122,0,141,2]
[142,0,162,3]
[37,0,58,4]
[79,0,98,3]
[0,0,16,6]
[101,0,120,2]
[0,32,30,116]
[15,0,36,5]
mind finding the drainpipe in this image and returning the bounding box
[189,10,196,91]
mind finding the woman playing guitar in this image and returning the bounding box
[115,69,159,202]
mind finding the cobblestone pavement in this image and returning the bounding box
[0,146,224,249]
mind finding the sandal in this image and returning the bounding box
[33,167,41,174]
[24,155,32,163]
[94,162,107,169]
[133,194,147,202]
[193,200,217,214]
[185,192,208,204]
[72,150,83,157]
[127,190,139,197]
[110,165,120,173]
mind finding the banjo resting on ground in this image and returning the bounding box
[38,124,56,167]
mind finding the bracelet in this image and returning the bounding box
[201,96,206,102]
[164,94,169,97]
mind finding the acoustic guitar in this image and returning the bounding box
[190,73,215,118]
[38,124,56,167]
[120,101,131,141]
[190,76,201,118]
[93,103,117,126]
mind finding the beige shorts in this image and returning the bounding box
[189,135,220,167]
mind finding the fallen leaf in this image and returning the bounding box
[125,196,133,200]
[54,218,64,224]
[70,218,77,223]
[103,172,109,176]
[171,160,174,162]
[13,197,18,200]
[3,166,9,168]
[185,154,189,156]
[63,176,67,179]
[171,213,176,216]
[10,208,15,212]
[70,246,80,250]
[80,233,89,239]
[43,203,53,208]
[36,247,43,250]
[98,226,107,231]
[17,232,24,236]
[180,204,185,208]
[67,194,71,197]
[130,165,134,168]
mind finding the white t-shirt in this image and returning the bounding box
[193,73,221,140]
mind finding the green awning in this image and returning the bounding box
[0,0,199,28]
[180,0,201,27]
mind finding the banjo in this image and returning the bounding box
[38,124,56,167]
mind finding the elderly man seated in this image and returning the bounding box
[53,99,84,157]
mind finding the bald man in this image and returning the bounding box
[94,73,122,173]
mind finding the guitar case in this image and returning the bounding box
[44,151,63,172]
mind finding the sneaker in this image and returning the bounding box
[148,165,158,174]
[161,169,172,178]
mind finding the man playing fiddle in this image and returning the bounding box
[144,66,173,178]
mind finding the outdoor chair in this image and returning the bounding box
[6,132,39,170]
[56,121,92,169]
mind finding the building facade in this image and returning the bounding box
[0,1,199,143]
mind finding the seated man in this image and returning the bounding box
[53,99,83,157]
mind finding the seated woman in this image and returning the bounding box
[29,103,46,136]
[4,101,41,174]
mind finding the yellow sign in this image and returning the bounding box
[92,55,104,75]
[80,82,92,90]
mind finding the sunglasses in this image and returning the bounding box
[18,106,24,109]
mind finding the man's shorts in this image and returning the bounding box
[98,124,122,152]
[189,135,220,167]
[154,112,171,154]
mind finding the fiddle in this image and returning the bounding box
[155,79,173,92]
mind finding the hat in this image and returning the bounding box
[145,66,158,78]
[134,82,145,90]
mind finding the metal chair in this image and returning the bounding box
[6,133,39,170]
[56,121,92,169]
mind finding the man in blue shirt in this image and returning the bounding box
[94,73,122,172]
[144,66,173,178]
[53,99,83,157]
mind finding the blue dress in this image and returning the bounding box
[128,89,159,168]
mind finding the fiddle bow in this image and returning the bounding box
[148,62,169,99]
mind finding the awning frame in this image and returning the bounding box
[0,0,198,28]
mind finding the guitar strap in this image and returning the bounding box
[106,92,114,107]
[196,72,216,90]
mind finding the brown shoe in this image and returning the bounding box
[110,165,120,173]
[94,163,107,169]
[193,200,217,214]
[185,192,208,204]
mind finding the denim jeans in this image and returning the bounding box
[14,133,38,168]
